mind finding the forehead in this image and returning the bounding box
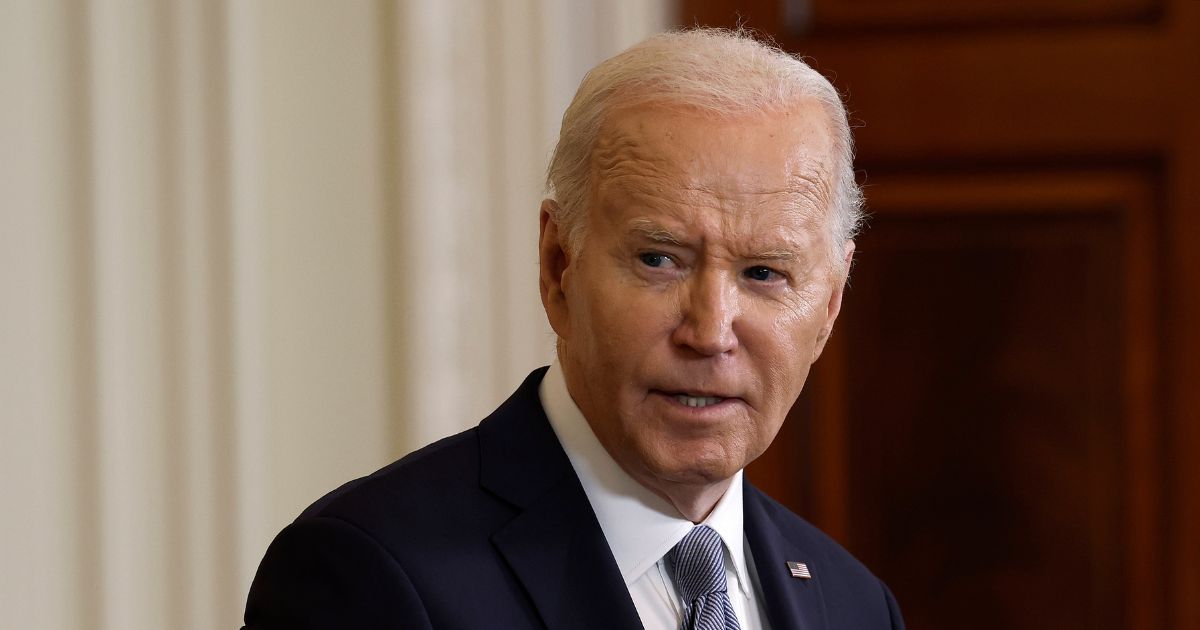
[589,103,838,237]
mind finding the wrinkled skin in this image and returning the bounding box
[539,102,852,522]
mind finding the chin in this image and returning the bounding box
[640,441,747,487]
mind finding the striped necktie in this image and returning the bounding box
[666,525,741,630]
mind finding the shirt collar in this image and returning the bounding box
[539,360,752,596]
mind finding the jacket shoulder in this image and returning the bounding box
[746,484,869,572]
[746,483,905,629]
[299,427,485,522]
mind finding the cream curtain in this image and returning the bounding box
[0,1,672,628]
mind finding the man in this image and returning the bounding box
[244,28,903,629]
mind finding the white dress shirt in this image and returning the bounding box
[539,361,771,630]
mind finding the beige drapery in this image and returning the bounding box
[0,1,672,628]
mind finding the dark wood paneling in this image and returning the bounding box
[750,168,1164,628]
[796,0,1161,32]
[687,0,1200,626]
[848,169,1160,630]
[847,216,1125,630]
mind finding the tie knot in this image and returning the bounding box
[666,525,729,605]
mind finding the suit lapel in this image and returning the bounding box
[492,477,644,629]
[744,482,829,630]
[478,369,643,630]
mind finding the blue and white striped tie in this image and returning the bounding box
[666,525,741,630]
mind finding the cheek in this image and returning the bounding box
[570,278,672,377]
[595,281,681,341]
[767,314,812,358]
[776,286,831,353]
[750,298,826,396]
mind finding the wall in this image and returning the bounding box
[0,1,672,628]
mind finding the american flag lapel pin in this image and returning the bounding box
[787,561,812,579]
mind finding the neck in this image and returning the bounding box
[641,475,734,523]
[554,351,739,524]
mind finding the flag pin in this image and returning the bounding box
[787,561,812,579]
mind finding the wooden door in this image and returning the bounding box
[681,1,1200,628]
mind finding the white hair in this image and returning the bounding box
[545,27,863,273]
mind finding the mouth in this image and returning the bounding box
[673,393,725,408]
[652,389,743,410]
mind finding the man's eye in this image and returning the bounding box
[744,266,778,282]
[639,252,671,268]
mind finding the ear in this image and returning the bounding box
[812,240,855,362]
[539,199,572,340]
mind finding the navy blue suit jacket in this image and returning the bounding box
[244,368,904,629]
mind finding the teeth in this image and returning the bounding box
[674,394,723,408]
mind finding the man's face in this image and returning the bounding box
[540,102,849,498]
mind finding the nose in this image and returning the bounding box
[671,268,739,356]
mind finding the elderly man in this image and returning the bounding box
[244,29,903,630]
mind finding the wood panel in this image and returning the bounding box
[687,1,1200,626]
[750,168,1163,628]
[686,0,1200,619]
[848,170,1158,629]
[847,214,1126,630]
[793,0,1161,32]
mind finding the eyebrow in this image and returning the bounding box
[627,219,684,246]
[626,218,800,261]
[748,249,798,261]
